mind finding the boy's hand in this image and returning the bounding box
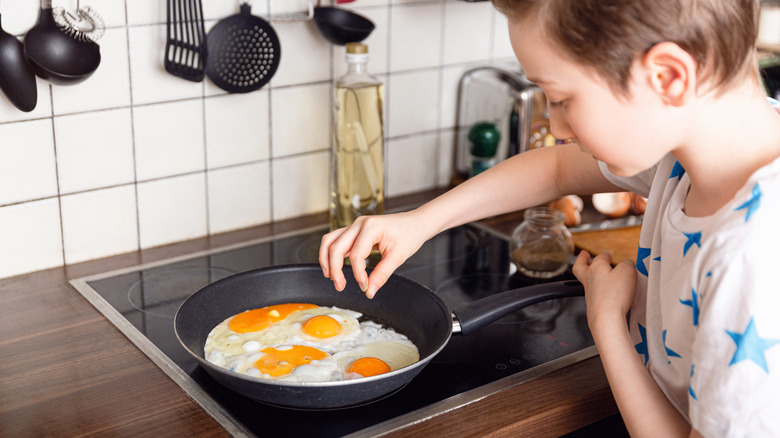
[572,251,637,333]
[319,211,429,299]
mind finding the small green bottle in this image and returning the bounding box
[469,121,501,177]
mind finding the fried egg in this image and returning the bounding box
[204,303,420,382]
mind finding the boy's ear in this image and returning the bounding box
[641,42,696,106]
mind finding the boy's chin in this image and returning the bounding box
[605,163,643,178]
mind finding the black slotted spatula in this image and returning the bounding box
[165,0,206,82]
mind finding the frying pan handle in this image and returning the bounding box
[452,280,584,336]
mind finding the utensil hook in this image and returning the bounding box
[267,0,315,21]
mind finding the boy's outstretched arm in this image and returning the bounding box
[573,251,702,438]
[320,143,621,298]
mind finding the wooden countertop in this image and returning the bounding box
[0,190,622,437]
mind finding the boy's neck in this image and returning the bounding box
[675,81,780,217]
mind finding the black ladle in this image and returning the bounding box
[313,0,374,45]
[0,8,36,111]
[23,0,100,85]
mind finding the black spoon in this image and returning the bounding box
[0,8,37,111]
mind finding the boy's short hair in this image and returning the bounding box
[492,0,759,95]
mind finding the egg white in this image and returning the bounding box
[204,305,420,382]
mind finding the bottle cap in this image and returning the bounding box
[346,42,368,54]
[469,122,501,158]
[346,42,369,63]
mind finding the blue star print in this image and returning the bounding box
[683,231,702,256]
[726,316,780,373]
[680,288,700,326]
[636,247,651,277]
[663,330,681,362]
[635,323,649,365]
[689,365,698,401]
[669,161,686,180]
[734,183,762,222]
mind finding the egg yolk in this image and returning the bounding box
[229,303,318,333]
[302,315,342,338]
[347,357,391,377]
[255,345,329,377]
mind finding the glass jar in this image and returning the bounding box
[510,207,574,278]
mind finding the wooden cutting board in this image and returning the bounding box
[572,226,641,265]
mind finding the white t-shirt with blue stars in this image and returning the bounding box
[598,135,780,435]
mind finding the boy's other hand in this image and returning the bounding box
[572,251,637,333]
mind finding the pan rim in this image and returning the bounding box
[173,263,454,389]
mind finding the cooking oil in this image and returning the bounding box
[330,42,385,230]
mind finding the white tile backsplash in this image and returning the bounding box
[61,185,139,264]
[271,20,332,87]
[133,99,205,181]
[205,92,271,168]
[208,162,271,234]
[0,198,63,279]
[271,83,331,157]
[443,1,494,65]
[386,131,438,197]
[492,11,516,60]
[0,0,515,279]
[54,108,135,194]
[272,151,329,221]
[1,2,42,36]
[389,3,442,72]
[387,69,440,137]
[0,119,57,205]
[137,172,207,249]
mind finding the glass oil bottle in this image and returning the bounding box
[329,42,385,230]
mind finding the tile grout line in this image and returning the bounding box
[49,84,67,268]
[435,0,447,187]
[266,0,275,224]
[124,0,142,254]
[201,81,211,236]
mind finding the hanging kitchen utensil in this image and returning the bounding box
[206,0,280,93]
[313,0,374,45]
[164,0,207,82]
[0,2,37,112]
[52,0,105,43]
[23,0,101,85]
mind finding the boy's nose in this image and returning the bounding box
[548,110,575,141]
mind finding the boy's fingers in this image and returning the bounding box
[572,250,592,279]
[326,230,359,291]
[591,252,614,267]
[365,253,405,299]
[319,228,346,278]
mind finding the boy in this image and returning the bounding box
[319,0,780,435]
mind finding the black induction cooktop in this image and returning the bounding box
[70,223,596,437]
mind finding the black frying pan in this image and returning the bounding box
[174,263,583,409]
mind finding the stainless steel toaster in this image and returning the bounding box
[452,65,553,182]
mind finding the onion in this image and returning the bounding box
[592,192,631,218]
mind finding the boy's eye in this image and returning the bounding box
[548,100,564,108]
